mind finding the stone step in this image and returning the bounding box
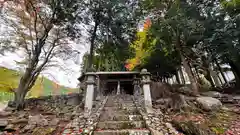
[103,107,137,111]
[104,103,136,107]
[102,108,140,115]
[106,100,134,103]
[99,114,143,121]
[93,129,150,135]
[105,102,134,105]
[97,121,146,130]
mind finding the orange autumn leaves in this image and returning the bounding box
[143,18,151,30]
[125,18,153,71]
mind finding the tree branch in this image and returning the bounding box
[28,1,39,47]
[33,37,58,75]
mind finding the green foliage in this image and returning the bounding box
[221,0,240,16]
[79,0,141,72]
[134,0,204,78]
[79,0,240,86]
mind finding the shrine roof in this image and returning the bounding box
[94,71,140,75]
[78,71,140,81]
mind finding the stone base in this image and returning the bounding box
[94,129,150,135]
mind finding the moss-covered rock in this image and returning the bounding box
[172,120,213,135]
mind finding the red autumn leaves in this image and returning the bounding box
[143,18,151,30]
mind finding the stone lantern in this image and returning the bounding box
[140,69,153,113]
[84,72,96,116]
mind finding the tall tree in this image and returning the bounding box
[137,0,204,94]
[79,0,141,70]
[1,0,79,109]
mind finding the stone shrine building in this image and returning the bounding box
[79,71,140,96]
[78,69,153,115]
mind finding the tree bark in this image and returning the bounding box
[14,64,39,110]
[206,69,215,87]
[215,60,229,86]
[181,55,199,95]
[176,33,198,95]
[188,62,198,82]
[179,66,185,84]
[228,60,240,87]
[88,21,99,70]
[209,63,221,87]
[193,66,199,80]
[202,56,215,87]
[176,72,181,84]
[218,74,223,85]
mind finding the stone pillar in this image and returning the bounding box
[133,76,140,96]
[117,80,120,95]
[140,69,153,113]
[96,75,101,100]
[84,72,96,116]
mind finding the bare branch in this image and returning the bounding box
[38,13,47,30]
[28,1,39,47]
[42,46,48,57]
[33,36,58,74]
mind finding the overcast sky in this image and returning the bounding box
[0,2,90,88]
[0,43,87,88]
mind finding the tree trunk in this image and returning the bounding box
[14,66,39,110]
[179,67,185,84]
[209,63,221,87]
[194,66,200,81]
[188,62,197,82]
[176,72,181,84]
[176,33,198,95]
[181,55,199,95]
[228,60,240,87]
[218,74,223,85]
[88,21,99,70]
[205,69,215,87]
[202,56,215,87]
[215,60,229,86]
[15,85,28,110]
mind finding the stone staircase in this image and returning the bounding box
[94,95,151,135]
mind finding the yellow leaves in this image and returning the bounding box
[127,28,156,70]
[126,18,158,71]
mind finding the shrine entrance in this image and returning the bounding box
[105,81,118,95]
[96,71,140,96]
[121,81,134,95]
[104,80,134,95]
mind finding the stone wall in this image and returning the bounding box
[150,82,173,100]
[24,93,84,108]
